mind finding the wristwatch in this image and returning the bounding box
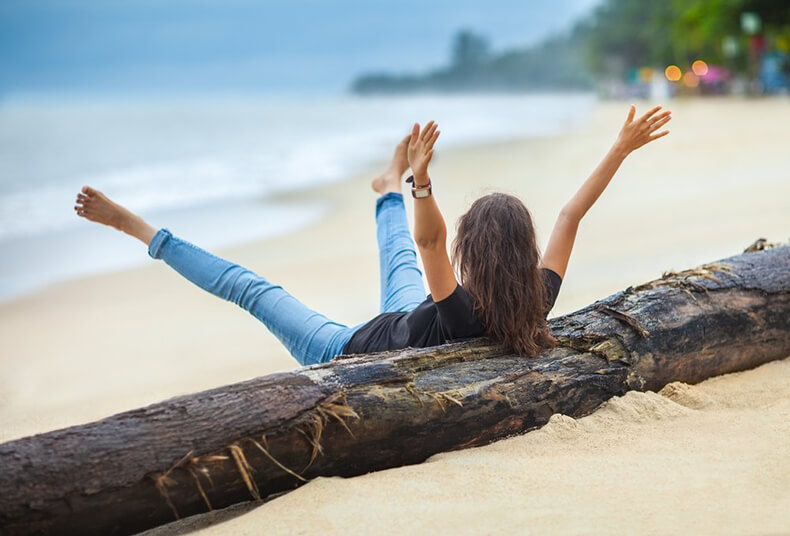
[405,175,432,199]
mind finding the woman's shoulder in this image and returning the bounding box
[541,266,562,283]
[432,284,484,332]
[432,283,477,310]
[540,267,563,314]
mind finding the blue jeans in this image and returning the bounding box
[148,192,425,366]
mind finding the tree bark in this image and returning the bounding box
[1,244,788,536]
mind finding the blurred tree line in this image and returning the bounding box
[586,0,789,76]
[351,0,789,94]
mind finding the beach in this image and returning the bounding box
[1,97,788,534]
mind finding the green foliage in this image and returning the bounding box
[585,0,789,73]
[585,0,675,74]
[670,0,742,62]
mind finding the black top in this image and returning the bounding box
[343,268,562,355]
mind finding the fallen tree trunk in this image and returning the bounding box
[1,244,788,536]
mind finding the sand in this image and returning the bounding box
[1,97,788,534]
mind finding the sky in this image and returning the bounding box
[0,0,601,97]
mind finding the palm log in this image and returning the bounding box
[2,244,789,536]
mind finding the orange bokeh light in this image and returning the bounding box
[664,65,682,82]
[682,71,699,88]
[692,60,709,76]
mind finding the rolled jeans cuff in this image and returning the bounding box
[148,228,172,259]
[375,191,404,215]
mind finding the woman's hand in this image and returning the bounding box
[407,121,440,185]
[613,105,671,157]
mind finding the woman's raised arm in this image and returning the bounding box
[542,105,672,279]
[407,121,458,302]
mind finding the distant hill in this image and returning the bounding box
[351,28,594,94]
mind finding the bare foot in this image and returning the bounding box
[74,186,156,245]
[74,186,133,230]
[371,134,410,195]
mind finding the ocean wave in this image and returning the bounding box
[0,93,593,241]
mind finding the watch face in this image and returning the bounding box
[414,188,430,198]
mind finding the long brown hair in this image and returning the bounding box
[451,193,555,357]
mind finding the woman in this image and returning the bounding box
[74,105,671,365]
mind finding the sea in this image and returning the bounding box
[0,93,594,302]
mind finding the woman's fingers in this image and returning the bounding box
[638,105,662,124]
[624,104,636,125]
[410,120,440,151]
[648,130,670,141]
[421,120,437,141]
[648,115,672,131]
[419,121,431,140]
[647,110,671,126]
[428,129,440,149]
[410,122,421,144]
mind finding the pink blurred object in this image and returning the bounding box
[700,65,731,83]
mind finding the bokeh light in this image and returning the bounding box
[682,71,699,88]
[692,60,709,76]
[664,65,682,82]
[639,67,653,83]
